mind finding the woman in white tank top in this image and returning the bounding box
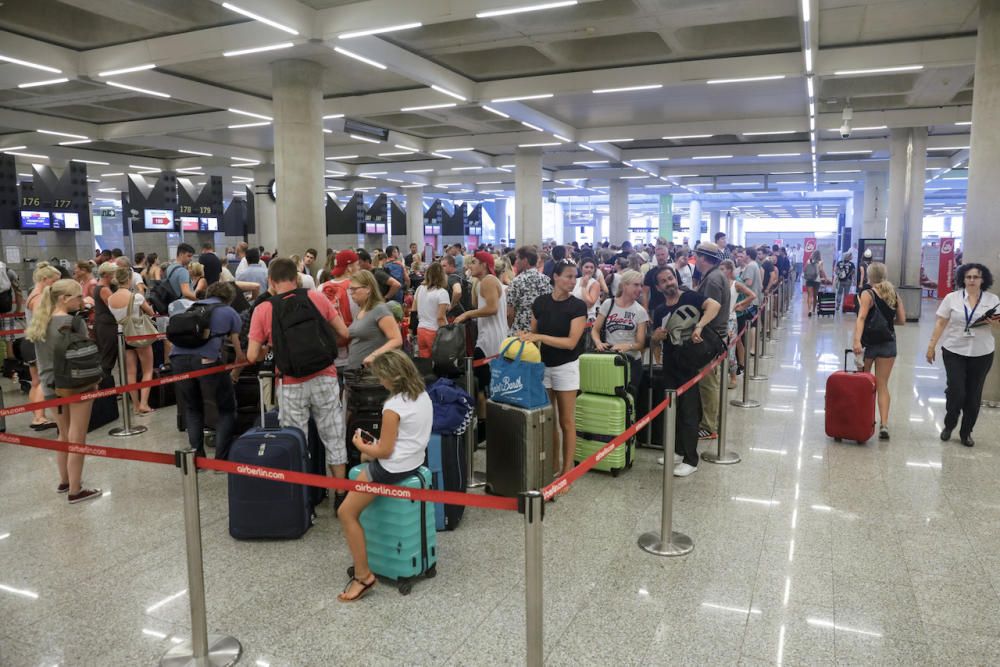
[572,258,601,321]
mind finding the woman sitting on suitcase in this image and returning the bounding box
[852,262,905,440]
[338,349,432,602]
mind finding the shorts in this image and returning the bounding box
[864,339,897,359]
[279,374,347,466]
[543,359,580,392]
[473,347,490,396]
[366,458,422,485]
[806,280,820,289]
[417,327,436,359]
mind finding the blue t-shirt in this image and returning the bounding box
[384,260,405,302]
[165,262,190,299]
[169,298,242,360]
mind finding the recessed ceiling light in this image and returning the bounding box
[476,1,578,19]
[706,75,786,85]
[592,84,663,94]
[490,93,554,103]
[106,81,170,98]
[834,65,924,76]
[338,22,422,39]
[223,42,295,57]
[333,46,387,70]
[221,2,299,35]
[18,77,69,88]
[401,102,456,112]
[0,54,62,74]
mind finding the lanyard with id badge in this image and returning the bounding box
[963,290,980,337]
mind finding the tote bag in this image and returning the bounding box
[119,291,159,348]
[489,339,548,409]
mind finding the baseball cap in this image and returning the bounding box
[331,249,359,277]
[473,250,495,273]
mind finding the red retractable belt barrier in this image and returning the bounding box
[124,332,167,343]
[0,328,25,336]
[0,431,175,466]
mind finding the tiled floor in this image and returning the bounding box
[2,291,999,666]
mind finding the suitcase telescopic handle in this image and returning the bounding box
[844,348,856,372]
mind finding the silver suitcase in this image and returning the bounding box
[485,400,554,497]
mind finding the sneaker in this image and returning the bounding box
[878,425,890,440]
[673,463,698,477]
[68,488,102,504]
[698,429,718,440]
[658,453,684,466]
[56,482,69,494]
[939,428,952,442]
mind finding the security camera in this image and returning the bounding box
[840,106,853,139]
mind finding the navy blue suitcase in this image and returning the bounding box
[425,433,467,531]
[260,407,327,509]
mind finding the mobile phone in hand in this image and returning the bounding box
[358,429,376,444]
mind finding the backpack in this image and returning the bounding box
[426,377,475,435]
[861,290,895,346]
[803,261,819,281]
[167,301,223,349]
[147,264,183,314]
[269,288,338,378]
[52,314,103,390]
[431,322,466,378]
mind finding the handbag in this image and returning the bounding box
[119,291,159,348]
[584,300,612,353]
[489,339,549,409]
[674,325,726,376]
[860,289,894,346]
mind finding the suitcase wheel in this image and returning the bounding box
[833,438,842,442]
[425,564,437,578]
[398,580,412,596]
[611,468,620,478]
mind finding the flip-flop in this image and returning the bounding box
[135,408,155,416]
[337,575,376,603]
[30,421,57,431]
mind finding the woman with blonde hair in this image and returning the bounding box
[26,279,101,503]
[494,256,514,286]
[346,269,402,370]
[107,264,157,415]
[338,349,432,602]
[591,269,648,399]
[853,262,905,440]
[24,263,63,430]
[412,262,450,358]
[188,261,207,298]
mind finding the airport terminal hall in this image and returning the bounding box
[4,0,1000,665]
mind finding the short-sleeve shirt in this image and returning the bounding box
[644,264,669,313]
[761,259,774,290]
[696,266,730,336]
[741,261,763,306]
[653,290,708,358]
[414,285,450,332]
[169,297,241,361]
[507,268,552,334]
[238,263,269,295]
[346,303,393,369]
[596,298,649,359]
[935,289,1000,357]
[381,391,433,473]
[165,262,190,299]
[249,289,340,383]
[531,293,587,367]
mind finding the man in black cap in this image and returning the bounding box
[694,241,730,441]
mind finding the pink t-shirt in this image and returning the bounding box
[249,290,339,385]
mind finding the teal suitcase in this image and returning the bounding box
[574,392,635,476]
[579,352,630,397]
[348,465,437,594]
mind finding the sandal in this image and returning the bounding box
[337,574,376,603]
[30,421,57,431]
[135,407,155,416]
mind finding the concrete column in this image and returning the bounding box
[861,171,888,240]
[886,127,927,286]
[492,197,508,245]
[253,165,277,251]
[515,148,543,247]
[687,199,702,244]
[406,187,425,250]
[271,59,325,258]
[709,209,721,242]
[850,190,864,235]
[965,0,1000,404]
[609,179,630,244]
[733,215,744,245]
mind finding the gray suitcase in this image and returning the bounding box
[485,400,554,497]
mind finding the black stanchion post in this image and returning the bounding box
[520,490,544,667]
[638,390,693,556]
[160,450,241,667]
[109,328,147,437]
[702,354,740,464]
[465,356,485,488]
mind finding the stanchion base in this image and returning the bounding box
[730,399,761,408]
[160,634,241,667]
[759,353,774,359]
[467,471,486,489]
[638,530,693,557]
[702,450,741,465]
[748,374,769,382]
[109,425,148,437]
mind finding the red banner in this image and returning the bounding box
[802,237,817,292]
[938,237,955,299]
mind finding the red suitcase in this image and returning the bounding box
[825,349,876,443]
[842,293,857,313]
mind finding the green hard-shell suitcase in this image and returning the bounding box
[579,352,630,397]
[574,392,635,476]
[347,465,437,595]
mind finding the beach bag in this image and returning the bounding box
[489,339,548,409]
[118,292,158,348]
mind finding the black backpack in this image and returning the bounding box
[861,290,895,346]
[147,264,183,314]
[167,301,223,349]
[270,288,338,378]
[52,314,103,390]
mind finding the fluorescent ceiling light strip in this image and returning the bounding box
[4,151,47,159]
[805,48,813,72]
[806,76,815,97]
[327,155,358,161]
[758,152,801,157]
[349,134,381,144]
[434,147,474,153]
[517,142,561,147]
[18,77,69,88]
[221,3,299,35]
[378,151,416,157]
[430,84,466,101]
[955,121,972,126]
[742,130,797,136]
[490,93,553,103]
[71,158,109,165]
[588,138,633,143]
[707,75,785,84]
[801,0,810,22]
[825,169,860,173]
[521,121,544,132]
[431,152,454,159]
[129,164,159,171]
[928,146,970,151]
[592,84,662,94]
[834,65,924,76]
[405,169,434,173]
[228,108,272,120]
[228,122,270,129]
[59,139,91,146]
[572,160,607,165]
[453,166,482,171]
[826,150,871,155]
[0,54,61,74]
[400,102,455,111]
[663,134,712,140]
[339,21,422,39]
[97,64,155,76]
[692,155,732,159]
[323,113,344,120]
[333,47,387,70]
[552,134,571,142]
[176,167,203,173]
[101,172,124,177]
[477,1,578,19]
[223,42,294,57]
[179,149,213,157]
[481,105,510,119]
[106,81,170,98]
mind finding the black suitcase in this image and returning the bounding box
[637,364,667,449]
[87,373,120,432]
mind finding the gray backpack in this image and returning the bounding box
[52,315,103,390]
[804,261,819,281]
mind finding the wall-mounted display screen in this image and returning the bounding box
[424,224,441,235]
[20,211,51,229]
[365,223,376,234]
[180,216,200,231]
[144,209,175,230]
[199,216,218,231]
[52,212,80,230]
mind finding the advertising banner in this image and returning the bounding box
[938,237,956,299]
[658,195,673,243]
[803,237,817,263]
